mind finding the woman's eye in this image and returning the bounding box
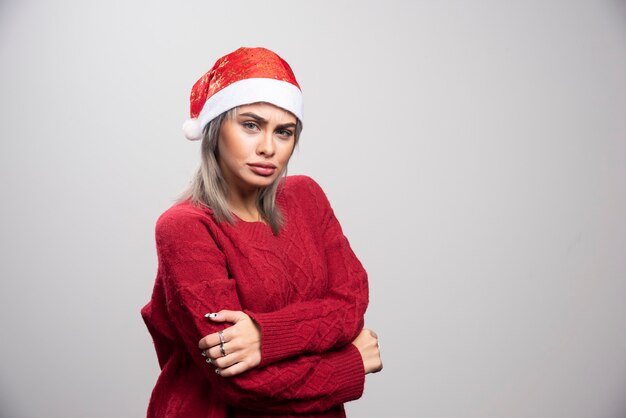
[242,122,259,130]
[277,129,294,138]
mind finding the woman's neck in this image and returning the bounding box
[227,189,262,222]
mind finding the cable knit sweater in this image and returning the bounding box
[141,175,369,417]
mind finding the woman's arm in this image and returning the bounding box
[199,311,382,377]
[202,177,370,368]
[155,206,365,413]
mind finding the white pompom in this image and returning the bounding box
[182,118,204,141]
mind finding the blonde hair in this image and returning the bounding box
[179,106,302,234]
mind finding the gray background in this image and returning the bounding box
[1,0,625,417]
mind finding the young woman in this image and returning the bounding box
[142,47,382,417]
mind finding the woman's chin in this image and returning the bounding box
[237,174,279,191]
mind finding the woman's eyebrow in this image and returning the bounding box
[239,112,296,129]
[238,112,266,122]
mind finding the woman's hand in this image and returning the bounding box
[198,310,261,377]
[351,329,383,374]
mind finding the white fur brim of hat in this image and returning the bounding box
[183,78,303,141]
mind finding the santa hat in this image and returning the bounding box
[182,47,303,141]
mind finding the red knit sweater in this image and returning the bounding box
[141,176,369,417]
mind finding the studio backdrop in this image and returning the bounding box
[1,1,625,417]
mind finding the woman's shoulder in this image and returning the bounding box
[155,200,214,237]
[282,175,327,198]
[280,175,332,212]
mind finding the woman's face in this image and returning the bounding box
[217,102,297,195]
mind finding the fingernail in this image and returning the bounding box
[205,313,218,318]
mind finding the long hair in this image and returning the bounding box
[178,106,302,234]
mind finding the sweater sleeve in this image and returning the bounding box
[247,177,370,366]
[156,205,365,414]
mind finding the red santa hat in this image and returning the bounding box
[182,47,303,141]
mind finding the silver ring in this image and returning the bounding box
[218,330,226,356]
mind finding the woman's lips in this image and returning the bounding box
[247,163,276,176]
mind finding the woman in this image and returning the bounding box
[142,47,382,417]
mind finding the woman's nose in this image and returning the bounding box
[256,132,275,156]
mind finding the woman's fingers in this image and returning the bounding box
[198,310,248,350]
[209,346,242,369]
[204,341,258,377]
[216,361,254,377]
[205,309,246,323]
[198,333,219,350]
[205,340,258,364]
[200,334,247,365]
[198,311,262,375]
[351,328,383,375]
[199,327,232,350]
[206,340,236,359]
